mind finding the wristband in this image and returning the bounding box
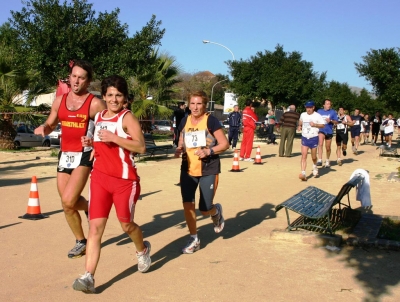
[209,148,214,156]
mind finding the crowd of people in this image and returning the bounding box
[296,100,399,180]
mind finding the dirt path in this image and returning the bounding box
[1,137,400,301]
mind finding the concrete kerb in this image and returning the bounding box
[270,228,342,247]
[270,213,400,251]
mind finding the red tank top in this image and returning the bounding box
[92,109,139,181]
[58,93,95,152]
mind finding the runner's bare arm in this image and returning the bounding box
[209,128,229,155]
[34,95,62,136]
[89,97,106,119]
[104,111,145,154]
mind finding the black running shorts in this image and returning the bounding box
[180,172,218,212]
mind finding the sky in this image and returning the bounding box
[1,0,400,92]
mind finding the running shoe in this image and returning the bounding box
[352,146,356,153]
[337,159,342,166]
[316,160,322,167]
[73,271,95,294]
[343,150,347,156]
[239,157,244,161]
[299,173,307,181]
[68,240,86,259]
[212,203,225,233]
[354,149,358,155]
[136,241,151,273]
[325,161,330,168]
[244,158,254,162]
[373,143,377,146]
[312,168,319,177]
[182,237,200,254]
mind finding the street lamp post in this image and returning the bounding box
[210,79,227,113]
[203,40,235,116]
[202,40,235,60]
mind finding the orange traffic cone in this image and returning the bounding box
[254,146,263,165]
[19,176,48,220]
[230,150,241,172]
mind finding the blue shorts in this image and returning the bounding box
[384,132,393,137]
[301,136,319,149]
[351,127,361,138]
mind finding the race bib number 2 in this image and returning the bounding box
[59,152,82,169]
[184,130,206,148]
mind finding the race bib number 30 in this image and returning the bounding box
[184,130,206,148]
[59,152,82,169]
[94,122,117,142]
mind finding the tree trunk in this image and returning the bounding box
[0,117,17,150]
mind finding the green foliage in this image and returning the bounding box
[229,44,326,107]
[355,48,400,111]
[7,0,165,86]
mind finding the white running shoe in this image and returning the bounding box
[244,158,254,162]
[182,237,200,254]
[73,272,95,294]
[239,157,244,161]
[312,168,319,177]
[325,161,330,168]
[299,173,307,181]
[337,159,342,166]
[136,241,151,273]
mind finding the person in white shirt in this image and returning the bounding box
[297,101,325,181]
[382,113,396,147]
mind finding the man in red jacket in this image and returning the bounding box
[239,99,258,161]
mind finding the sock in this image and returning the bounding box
[190,234,198,241]
[338,158,341,161]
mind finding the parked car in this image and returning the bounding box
[14,124,51,147]
[153,120,172,131]
[48,123,61,145]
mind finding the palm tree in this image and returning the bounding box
[130,50,181,132]
[0,54,53,149]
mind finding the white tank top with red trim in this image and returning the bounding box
[93,109,139,180]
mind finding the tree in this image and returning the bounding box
[130,50,182,131]
[7,0,165,86]
[355,48,400,110]
[313,80,357,110]
[228,44,326,108]
[0,51,52,149]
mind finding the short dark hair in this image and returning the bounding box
[245,99,252,106]
[70,59,94,81]
[101,75,129,98]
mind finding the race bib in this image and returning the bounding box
[337,123,345,130]
[184,130,206,148]
[354,120,359,125]
[59,152,82,169]
[374,119,378,123]
[94,122,117,142]
[302,122,312,135]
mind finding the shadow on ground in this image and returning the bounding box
[97,202,276,293]
[317,205,400,301]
